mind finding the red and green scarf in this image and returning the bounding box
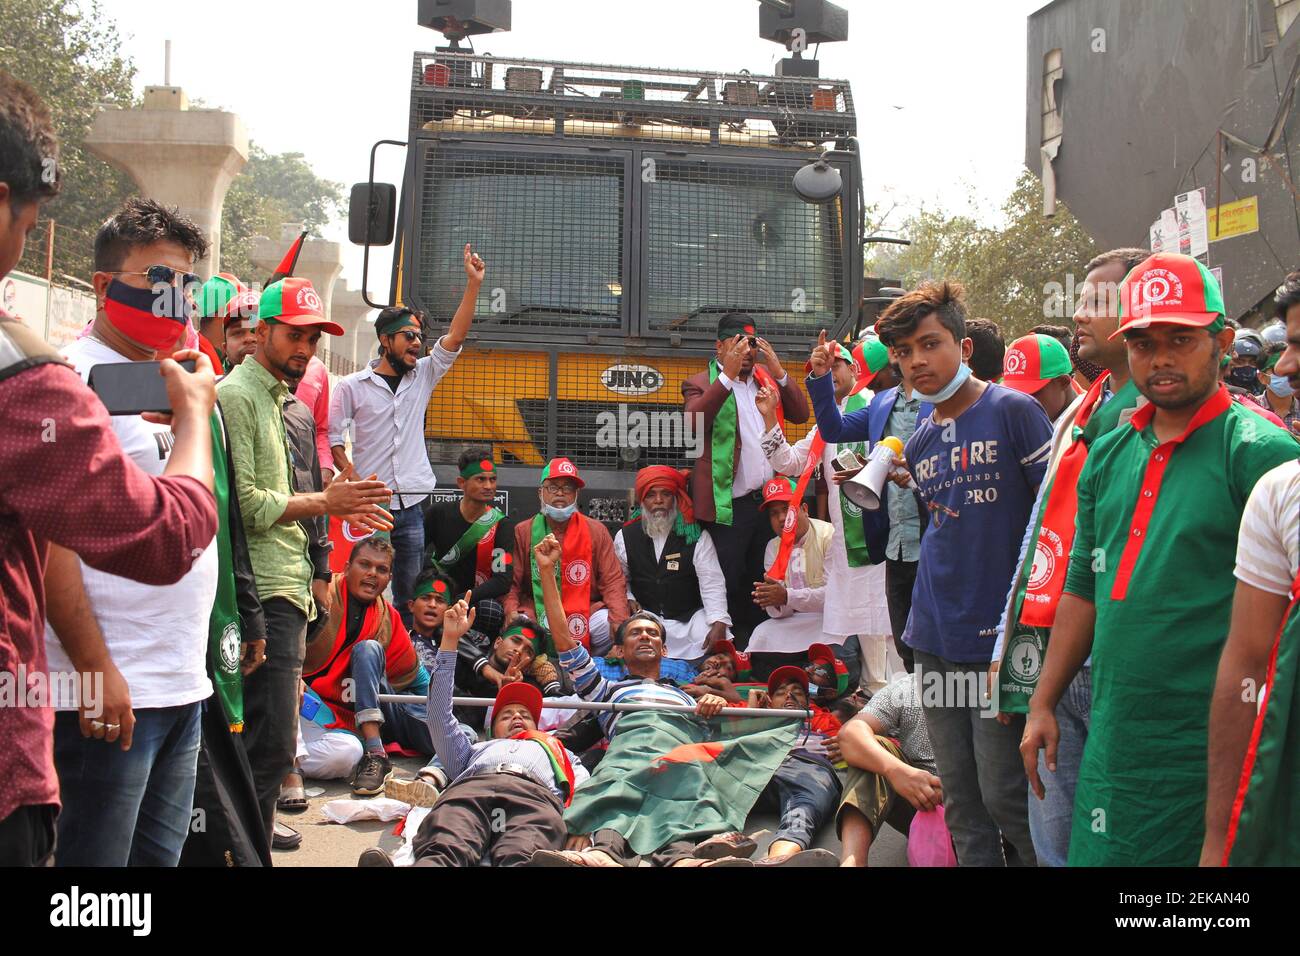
[768,385,871,579]
[433,507,504,586]
[529,512,593,646]
[709,359,780,525]
[513,729,578,806]
[1224,564,1300,865]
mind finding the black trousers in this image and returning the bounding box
[590,828,701,867]
[242,596,307,843]
[703,491,774,645]
[412,773,566,866]
[0,803,56,867]
[884,558,918,673]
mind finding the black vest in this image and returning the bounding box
[623,520,702,622]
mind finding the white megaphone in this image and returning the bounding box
[842,436,906,511]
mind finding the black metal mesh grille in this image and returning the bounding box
[409,52,854,148]
[423,347,813,474]
[414,147,625,333]
[643,158,844,337]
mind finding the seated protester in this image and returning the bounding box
[503,458,629,655]
[530,534,745,868]
[295,683,364,783]
[613,466,731,662]
[422,447,515,638]
[746,477,835,676]
[301,536,432,797]
[746,664,843,866]
[370,595,589,868]
[835,670,941,867]
[454,614,567,733]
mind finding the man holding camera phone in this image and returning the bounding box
[682,313,809,644]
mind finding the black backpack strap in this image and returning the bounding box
[0,315,70,385]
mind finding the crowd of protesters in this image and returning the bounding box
[2,69,1298,868]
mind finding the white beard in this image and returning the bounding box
[641,502,677,539]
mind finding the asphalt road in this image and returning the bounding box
[273,756,910,867]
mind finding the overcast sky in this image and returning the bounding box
[103,0,1046,291]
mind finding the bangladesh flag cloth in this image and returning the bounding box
[563,709,798,855]
[1224,565,1300,865]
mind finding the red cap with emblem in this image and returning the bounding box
[540,458,586,488]
[760,476,798,509]
[1111,253,1227,339]
[492,681,543,734]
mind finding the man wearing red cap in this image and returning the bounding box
[746,478,835,675]
[219,275,394,842]
[682,313,810,642]
[988,248,1148,868]
[756,333,893,691]
[999,333,1079,424]
[1022,253,1298,866]
[613,465,730,662]
[503,458,629,654]
[381,594,587,867]
[196,272,244,371]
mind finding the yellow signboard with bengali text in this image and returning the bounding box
[1208,196,1259,242]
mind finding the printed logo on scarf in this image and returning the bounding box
[343,521,375,542]
[219,622,241,671]
[567,612,588,638]
[564,559,591,586]
[1006,632,1043,682]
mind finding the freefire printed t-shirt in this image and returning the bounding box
[903,383,1053,663]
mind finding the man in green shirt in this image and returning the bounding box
[1021,253,1298,866]
[217,276,393,842]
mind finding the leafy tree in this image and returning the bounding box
[220,143,344,282]
[866,169,1100,340]
[2,0,136,283]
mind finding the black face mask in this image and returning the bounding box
[1228,365,1263,394]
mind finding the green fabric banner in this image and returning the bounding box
[837,389,871,567]
[708,359,738,526]
[1227,584,1300,865]
[208,410,244,732]
[563,709,798,855]
[997,471,1055,715]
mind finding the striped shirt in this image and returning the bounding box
[1236,458,1300,597]
[427,650,587,796]
[558,643,696,740]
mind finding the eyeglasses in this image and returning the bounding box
[542,482,578,495]
[105,264,200,289]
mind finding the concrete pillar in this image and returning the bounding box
[251,222,343,364]
[330,281,375,374]
[85,87,248,280]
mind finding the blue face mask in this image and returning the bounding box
[912,362,973,404]
[541,502,578,522]
[1268,374,1296,398]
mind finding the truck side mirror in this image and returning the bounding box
[348,183,397,246]
[792,159,842,204]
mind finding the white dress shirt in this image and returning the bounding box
[329,338,461,510]
[717,370,787,497]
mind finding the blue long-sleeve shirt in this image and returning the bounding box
[557,643,696,741]
[426,649,587,795]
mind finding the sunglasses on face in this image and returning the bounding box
[106,264,200,289]
[392,329,422,343]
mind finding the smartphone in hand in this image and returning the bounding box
[88,359,197,416]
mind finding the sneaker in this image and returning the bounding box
[384,774,441,808]
[357,847,394,867]
[351,751,393,797]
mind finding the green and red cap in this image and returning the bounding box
[259,277,344,335]
[852,337,890,386]
[1112,253,1226,339]
[1001,333,1073,394]
[198,273,244,320]
[223,290,262,329]
[804,341,854,375]
[540,458,585,488]
[807,643,849,696]
[709,637,751,677]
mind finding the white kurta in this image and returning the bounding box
[759,405,889,639]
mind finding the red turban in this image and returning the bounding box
[634,466,694,525]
